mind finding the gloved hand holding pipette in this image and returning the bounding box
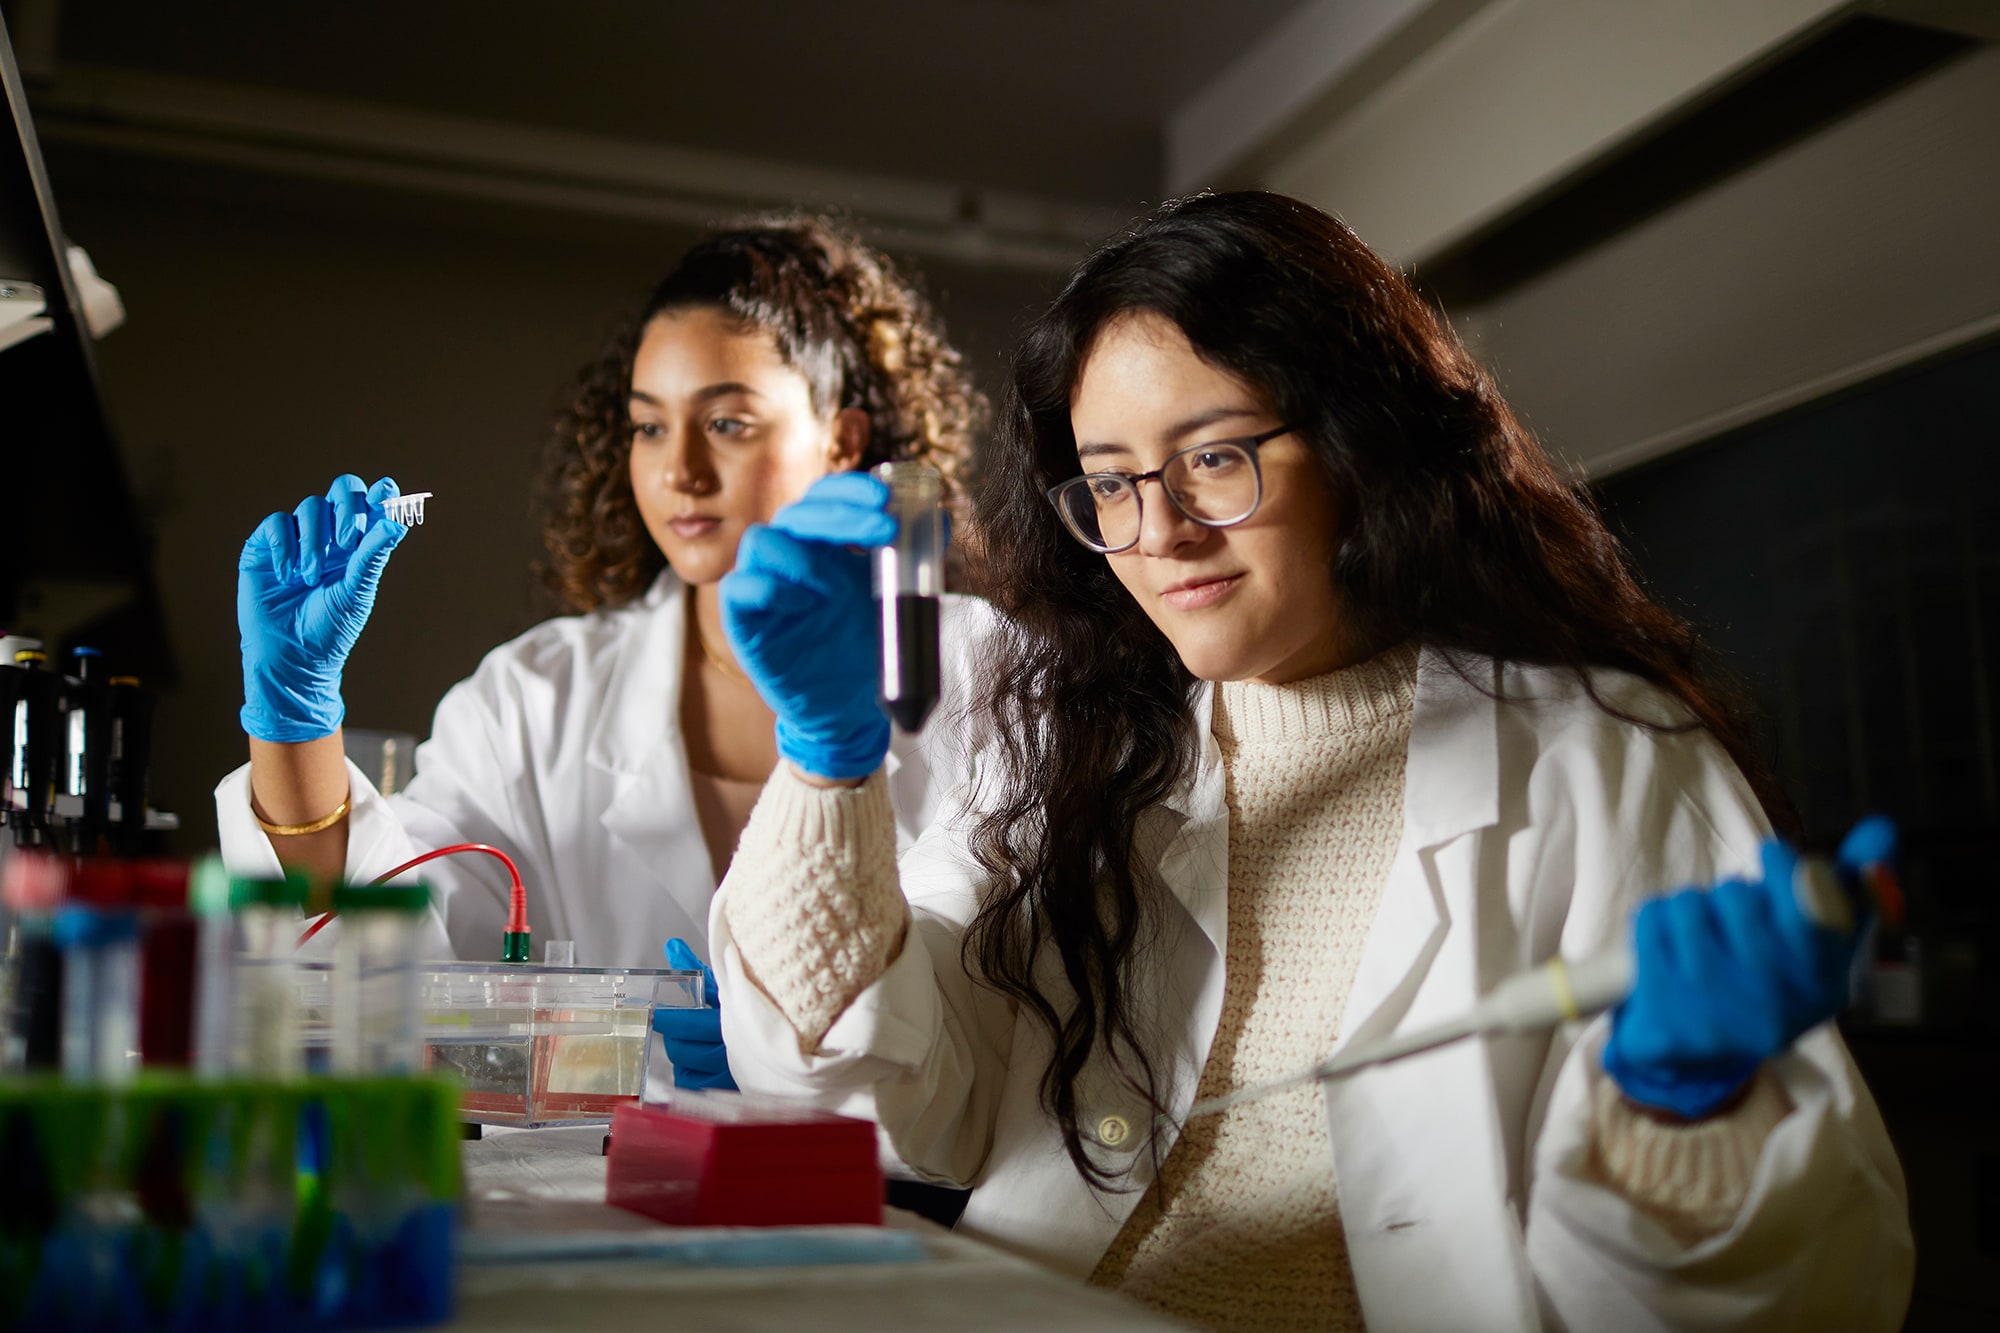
[1189,816,1899,1121]
[238,474,406,742]
[655,938,737,1091]
[1603,815,1896,1119]
[720,471,896,781]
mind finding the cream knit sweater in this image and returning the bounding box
[1089,644,1421,1328]
[722,647,1790,1330]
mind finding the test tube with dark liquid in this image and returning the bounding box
[874,462,944,733]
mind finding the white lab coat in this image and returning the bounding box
[711,647,1913,1330]
[217,573,995,968]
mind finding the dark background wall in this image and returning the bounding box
[1599,336,2000,847]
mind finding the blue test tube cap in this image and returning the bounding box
[50,903,141,947]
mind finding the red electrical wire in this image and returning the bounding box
[295,842,527,948]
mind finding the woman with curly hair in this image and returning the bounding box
[217,218,994,991]
[703,193,1910,1328]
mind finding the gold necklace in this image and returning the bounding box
[687,593,752,687]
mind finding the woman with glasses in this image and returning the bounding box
[706,193,1910,1330]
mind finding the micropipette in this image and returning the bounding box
[1188,840,1898,1120]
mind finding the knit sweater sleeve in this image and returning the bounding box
[719,765,910,1050]
[1589,1067,1793,1245]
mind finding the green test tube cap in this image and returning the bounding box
[189,855,233,915]
[228,868,311,911]
[331,881,431,914]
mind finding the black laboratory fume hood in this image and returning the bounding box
[0,6,171,683]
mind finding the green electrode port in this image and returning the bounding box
[501,931,533,964]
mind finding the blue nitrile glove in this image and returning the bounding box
[238,475,407,742]
[654,938,737,1091]
[719,471,896,781]
[1603,822,1890,1119]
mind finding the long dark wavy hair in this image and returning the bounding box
[540,215,986,611]
[965,190,1791,1190]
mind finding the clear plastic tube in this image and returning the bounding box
[56,906,139,1083]
[230,873,309,1079]
[873,462,945,734]
[189,858,236,1078]
[234,906,300,1078]
[332,882,429,1074]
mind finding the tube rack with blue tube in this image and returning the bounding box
[1,857,464,1331]
[0,1074,461,1332]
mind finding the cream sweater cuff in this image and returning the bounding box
[719,765,908,1050]
[1590,1067,1792,1245]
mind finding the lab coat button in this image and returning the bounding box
[1097,1114,1131,1147]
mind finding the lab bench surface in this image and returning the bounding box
[452,1123,1190,1331]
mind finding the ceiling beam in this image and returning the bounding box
[27,64,1124,272]
[1165,0,1458,195]
[1257,0,1854,266]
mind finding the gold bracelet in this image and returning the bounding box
[255,794,352,837]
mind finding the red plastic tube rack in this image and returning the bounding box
[605,1093,883,1227]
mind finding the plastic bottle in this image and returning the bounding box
[104,676,157,843]
[1,849,68,1070]
[8,649,62,846]
[62,646,110,839]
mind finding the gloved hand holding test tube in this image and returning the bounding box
[1189,815,1901,1120]
[874,461,945,734]
[721,465,947,783]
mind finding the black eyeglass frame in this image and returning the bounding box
[1045,424,1294,554]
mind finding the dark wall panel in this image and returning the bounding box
[1597,336,2000,1328]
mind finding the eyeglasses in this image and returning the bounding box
[1046,425,1291,554]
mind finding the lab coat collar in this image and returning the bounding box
[1151,682,1228,957]
[588,571,717,935]
[586,571,683,776]
[1337,646,1501,1062]
[1403,645,1501,847]
[1153,643,1501,981]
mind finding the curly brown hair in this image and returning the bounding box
[539,215,988,611]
